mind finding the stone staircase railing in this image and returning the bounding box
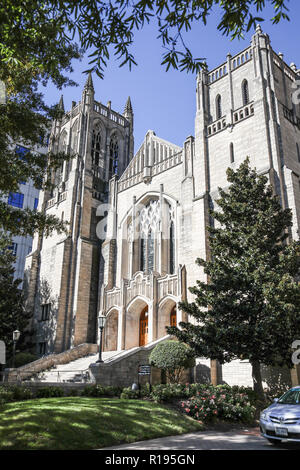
[4,343,98,383]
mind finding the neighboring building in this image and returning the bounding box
[3,144,45,284]
[25,26,300,385]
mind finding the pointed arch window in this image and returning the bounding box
[109,135,119,177]
[242,80,249,106]
[139,199,160,273]
[148,230,154,273]
[140,237,146,272]
[170,220,175,274]
[92,129,101,166]
[56,131,67,185]
[216,95,222,120]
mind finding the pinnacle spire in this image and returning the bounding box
[84,71,94,90]
[124,96,133,115]
[58,94,64,111]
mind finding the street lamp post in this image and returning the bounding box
[12,330,20,368]
[97,314,106,363]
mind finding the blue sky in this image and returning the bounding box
[41,1,300,152]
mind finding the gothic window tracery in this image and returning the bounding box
[169,203,176,274]
[92,128,101,166]
[109,135,119,177]
[139,199,160,273]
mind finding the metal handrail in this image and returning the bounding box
[2,369,94,383]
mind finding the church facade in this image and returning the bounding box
[25,26,300,382]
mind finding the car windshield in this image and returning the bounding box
[278,389,300,405]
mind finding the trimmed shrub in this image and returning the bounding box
[0,387,15,404]
[81,385,122,397]
[149,340,196,383]
[36,386,64,398]
[120,387,140,399]
[14,352,37,368]
[0,385,33,403]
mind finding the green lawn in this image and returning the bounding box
[0,397,203,450]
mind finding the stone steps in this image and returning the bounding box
[32,350,120,383]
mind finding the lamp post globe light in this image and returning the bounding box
[97,314,106,363]
[12,330,20,368]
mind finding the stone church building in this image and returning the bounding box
[25,26,300,386]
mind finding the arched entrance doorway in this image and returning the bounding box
[139,306,148,346]
[170,305,177,327]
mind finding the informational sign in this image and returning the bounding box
[138,365,151,376]
[0,341,6,365]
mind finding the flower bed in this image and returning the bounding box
[180,385,256,423]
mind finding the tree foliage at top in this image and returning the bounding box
[0,1,290,237]
[167,159,300,392]
[0,1,81,236]
[2,1,290,78]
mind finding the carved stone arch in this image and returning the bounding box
[157,296,177,339]
[93,117,105,133]
[107,126,124,141]
[125,295,150,349]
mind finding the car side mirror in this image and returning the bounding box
[273,398,279,403]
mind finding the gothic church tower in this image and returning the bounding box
[25,74,134,354]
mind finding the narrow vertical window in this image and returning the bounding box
[170,221,175,274]
[140,237,146,272]
[242,80,249,106]
[216,95,222,120]
[92,129,101,166]
[109,135,119,177]
[230,143,234,163]
[148,230,154,273]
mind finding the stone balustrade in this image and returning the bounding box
[104,272,179,313]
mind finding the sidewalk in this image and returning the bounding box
[102,427,280,450]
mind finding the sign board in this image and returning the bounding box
[138,365,151,376]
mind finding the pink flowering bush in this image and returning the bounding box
[180,385,255,423]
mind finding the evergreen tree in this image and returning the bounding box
[168,159,300,398]
[0,233,30,364]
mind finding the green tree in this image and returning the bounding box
[168,159,300,399]
[149,340,196,383]
[0,0,289,236]
[0,234,31,364]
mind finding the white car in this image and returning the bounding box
[260,386,300,445]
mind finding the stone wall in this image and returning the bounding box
[89,341,192,388]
